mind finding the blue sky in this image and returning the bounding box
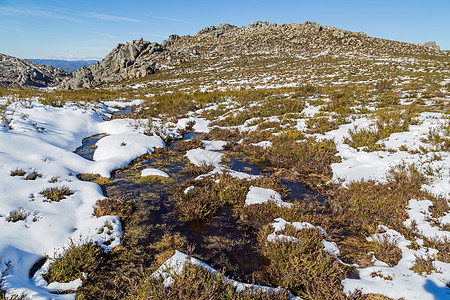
[1,0,449,60]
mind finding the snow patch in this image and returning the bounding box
[141,168,170,178]
[185,148,223,167]
[245,186,292,208]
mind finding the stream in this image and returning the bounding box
[74,132,322,283]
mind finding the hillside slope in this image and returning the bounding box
[61,21,447,90]
[0,53,70,88]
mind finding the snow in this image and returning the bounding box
[153,250,302,299]
[177,117,210,133]
[183,186,195,194]
[102,99,144,108]
[245,186,292,208]
[319,112,450,299]
[325,113,449,199]
[92,133,164,177]
[0,87,448,299]
[403,199,450,242]
[202,140,227,151]
[141,168,170,178]
[0,100,164,298]
[195,165,260,181]
[266,218,341,259]
[342,226,450,300]
[185,148,223,167]
[250,141,272,149]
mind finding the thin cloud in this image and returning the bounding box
[94,32,118,39]
[153,16,189,24]
[79,11,142,23]
[0,6,82,22]
[57,8,143,23]
[0,6,143,24]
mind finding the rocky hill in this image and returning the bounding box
[0,53,71,88]
[60,39,164,89]
[60,21,446,90]
[1,21,446,90]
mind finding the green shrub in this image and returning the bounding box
[135,263,290,300]
[40,186,74,202]
[175,174,286,222]
[261,227,350,299]
[10,168,26,177]
[25,170,42,180]
[44,239,103,284]
[411,254,437,275]
[332,163,429,234]
[8,207,29,222]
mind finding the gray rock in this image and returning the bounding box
[0,53,71,88]
[62,39,162,89]
[333,28,346,38]
[197,26,217,35]
[302,21,323,32]
[247,21,270,30]
[423,41,440,51]
[196,24,238,37]
[161,34,180,48]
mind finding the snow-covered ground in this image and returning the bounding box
[0,93,449,299]
[0,99,163,299]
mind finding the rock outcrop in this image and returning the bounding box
[0,53,70,88]
[61,38,163,89]
[423,41,440,51]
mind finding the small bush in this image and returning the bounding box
[48,176,60,183]
[25,170,42,180]
[261,227,350,299]
[150,232,187,268]
[423,237,450,263]
[411,254,437,275]
[44,239,103,284]
[78,173,113,186]
[260,136,340,184]
[10,168,26,176]
[375,79,393,91]
[371,235,402,267]
[135,263,290,300]
[8,207,29,222]
[175,174,286,222]
[40,186,74,202]
[93,197,133,220]
[182,163,215,176]
[173,138,204,152]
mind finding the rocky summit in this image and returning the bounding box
[60,20,447,90]
[0,53,70,88]
[0,21,447,90]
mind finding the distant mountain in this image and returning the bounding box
[28,59,98,72]
[0,54,71,88]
